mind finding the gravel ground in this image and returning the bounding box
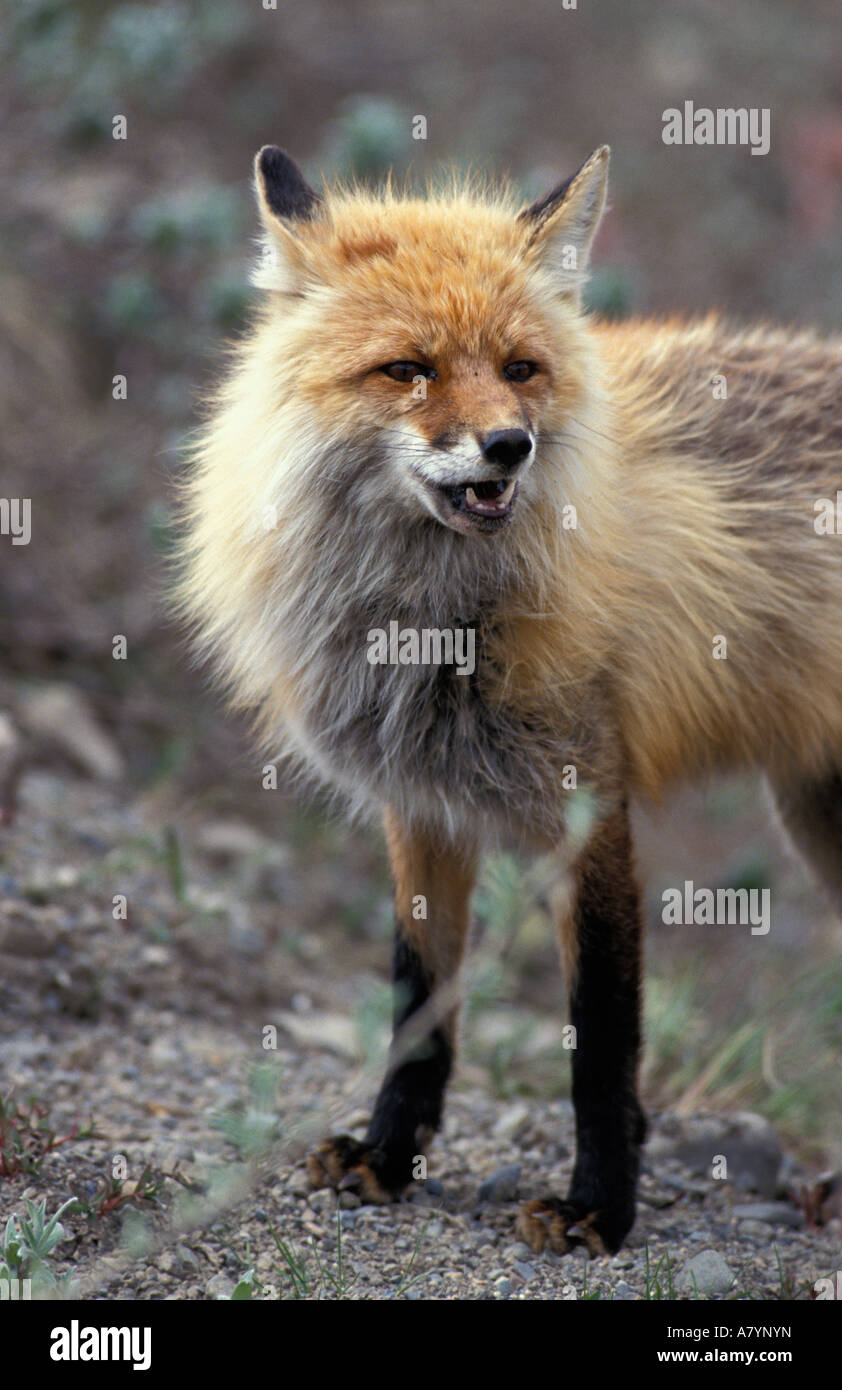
[1,754,840,1302]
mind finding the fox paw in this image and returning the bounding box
[307,1134,403,1203]
[516,1198,624,1257]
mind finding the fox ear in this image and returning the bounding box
[519,146,609,294]
[253,146,323,292]
[255,146,322,224]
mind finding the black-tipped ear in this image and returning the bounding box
[255,146,322,222]
[519,165,582,228]
[518,146,610,292]
[519,147,608,229]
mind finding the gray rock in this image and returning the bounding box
[731,1202,803,1228]
[478,1164,521,1203]
[660,1172,710,1197]
[196,820,282,863]
[676,1250,735,1297]
[649,1111,783,1197]
[0,905,61,957]
[21,683,125,781]
[494,1277,513,1299]
[408,1189,438,1208]
[0,712,22,814]
[307,1191,333,1214]
[172,1244,200,1274]
[613,1280,636,1300]
[205,1272,235,1300]
[739,1220,773,1239]
[513,1260,536,1280]
[493,1102,531,1142]
[276,1009,360,1058]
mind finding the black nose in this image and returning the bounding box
[481,428,533,470]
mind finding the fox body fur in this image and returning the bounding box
[177,146,842,1255]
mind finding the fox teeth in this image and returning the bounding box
[465,479,517,511]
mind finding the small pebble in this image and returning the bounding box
[677,1250,735,1296]
[478,1164,521,1203]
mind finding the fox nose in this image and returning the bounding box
[480,428,533,471]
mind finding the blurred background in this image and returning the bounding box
[1,0,841,1168]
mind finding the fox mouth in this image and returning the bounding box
[443,477,517,518]
[428,476,519,531]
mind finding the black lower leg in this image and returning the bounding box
[307,816,474,1202]
[566,806,646,1251]
[364,930,454,1190]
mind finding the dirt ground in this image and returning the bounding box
[1,730,840,1300]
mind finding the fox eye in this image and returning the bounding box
[381,361,437,383]
[503,360,538,382]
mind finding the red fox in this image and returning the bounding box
[176,145,842,1256]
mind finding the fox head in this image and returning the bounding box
[251,146,610,537]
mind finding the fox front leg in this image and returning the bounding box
[307,810,477,1202]
[518,801,647,1256]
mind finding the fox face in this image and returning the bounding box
[252,146,610,536]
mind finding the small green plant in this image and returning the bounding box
[644,1243,676,1300]
[1,1196,77,1294]
[219,1227,378,1302]
[268,1222,310,1300]
[211,1063,280,1158]
[487,1020,538,1099]
[0,1088,95,1178]
[262,1211,432,1300]
[391,1219,431,1301]
[228,1269,259,1300]
[74,1162,190,1221]
[774,1245,797,1300]
[162,824,187,903]
[353,980,393,1068]
[309,1211,357,1299]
